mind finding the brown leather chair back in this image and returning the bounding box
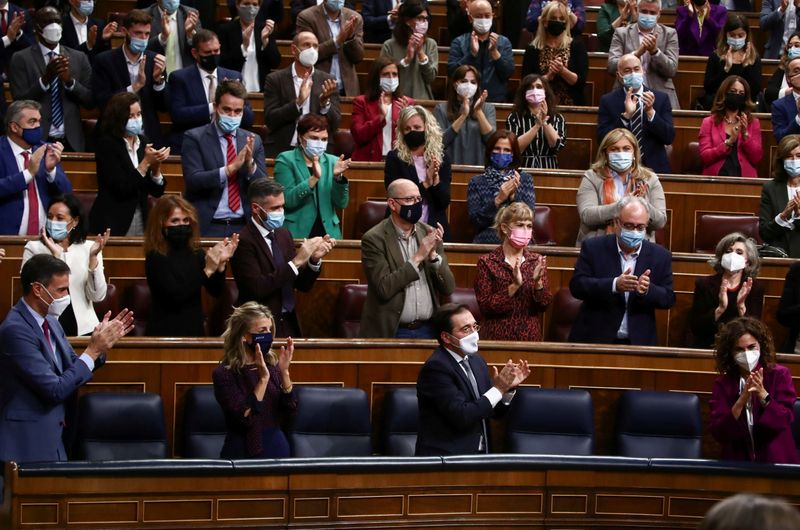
[442,287,483,323]
[333,284,368,338]
[124,280,151,337]
[93,283,118,320]
[682,141,703,175]
[547,288,582,342]
[693,214,761,253]
[534,205,557,246]
[355,200,388,239]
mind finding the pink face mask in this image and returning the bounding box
[508,227,533,249]
[525,88,546,104]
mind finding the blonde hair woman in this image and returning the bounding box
[213,302,297,458]
[521,0,588,106]
[384,105,453,240]
[575,128,666,245]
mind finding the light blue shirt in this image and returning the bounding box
[610,239,641,339]
[21,298,95,372]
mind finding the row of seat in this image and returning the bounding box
[74,387,800,460]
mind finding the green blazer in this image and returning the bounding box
[273,148,350,239]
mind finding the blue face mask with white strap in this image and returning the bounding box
[303,138,328,159]
[727,36,746,50]
[619,227,646,249]
[622,72,644,90]
[79,0,94,16]
[785,159,800,177]
[638,13,657,30]
[789,47,800,60]
[125,117,143,136]
[128,36,148,54]
[218,113,241,134]
[161,0,180,14]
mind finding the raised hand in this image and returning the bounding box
[616,266,638,292]
[278,336,294,372]
[635,269,650,295]
[474,90,488,112]
[512,258,523,286]
[90,228,111,258]
[254,342,269,382]
[724,47,734,71]
[261,19,275,47]
[39,226,61,256]
[623,88,638,118]
[160,9,171,41]
[153,54,167,82]
[737,276,753,315]
[309,155,322,187]
[7,12,24,42]
[43,142,64,172]
[28,144,46,174]
[470,31,480,56]
[333,155,350,177]
[242,22,254,48]
[320,78,338,106]
[102,21,117,41]
[533,255,547,285]
[297,71,313,105]
[184,11,199,36]
[716,277,730,318]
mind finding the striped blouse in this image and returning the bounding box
[506,111,567,169]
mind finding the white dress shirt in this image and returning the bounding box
[10,137,55,236]
[70,11,88,46]
[324,14,343,90]
[124,47,166,93]
[21,298,95,371]
[611,239,641,339]
[290,62,330,146]
[240,24,259,91]
[198,64,216,115]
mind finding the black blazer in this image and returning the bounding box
[689,273,764,349]
[759,179,800,258]
[217,17,281,91]
[60,13,110,62]
[415,346,507,456]
[384,150,452,241]
[89,134,167,236]
[777,262,800,352]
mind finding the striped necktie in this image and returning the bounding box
[224,134,241,212]
[48,52,63,129]
[630,99,643,147]
[461,357,489,453]
[23,150,39,235]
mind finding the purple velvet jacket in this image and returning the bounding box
[709,363,799,464]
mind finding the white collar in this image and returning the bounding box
[39,41,60,57]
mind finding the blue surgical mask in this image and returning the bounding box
[265,210,284,230]
[326,0,345,10]
[789,47,800,60]
[46,219,70,242]
[18,125,42,146]
[727,36,746,50]
[619,227,646,249]
[248,332,273,352]
[78,0,94,16]
[490,152,513,169]
[622,72,644,90]
[161,0,180,14]
[128,36,148,54]
[638,13,657,30]
[125,117,143,136]
[303,138,328,158]
[218,113,242,134]
[785,159,800,177]
[608,151,634,172]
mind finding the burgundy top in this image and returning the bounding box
[212,362,298,457]
[474,245,553,341]
[709,363,799,464]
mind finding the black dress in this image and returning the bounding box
[144,247,225,336]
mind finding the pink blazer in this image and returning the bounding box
[698,115,762,177]
[350,95,414,162]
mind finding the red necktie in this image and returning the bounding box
[23,150,39,235]
[1,11,8,36]
[42,319,51,345]
[224,134,241,212]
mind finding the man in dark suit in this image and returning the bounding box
[569,196,675,346]
[167,29,254,153]
[415,303,530,456]
[144,0,202,76]
[0,1,35,71]
[0,254,133,464]
[363,0,427,43]
[60,0,114,61]
[182,79,267,237]
[772,57,800,142]
[291,0,354,21]
[217,0,281,92]
[230,178,334,337]
[92,9,168,147]
[597,53,675,174]
[0,100,72,235]
[9,7,93,152]
[262,31,340,158]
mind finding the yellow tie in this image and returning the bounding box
[166,14,179,74]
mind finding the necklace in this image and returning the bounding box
[723,116,737,125]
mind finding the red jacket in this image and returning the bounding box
[350,95,414,162]
[698,115,762,177]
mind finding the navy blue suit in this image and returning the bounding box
[0,137,72,235]
[60,13,111,62]
[182,122,268,235]
[415,346,507,456]
[597,86,675,174]
[569,234,675,346]
[167,64,254,153]
[0,300,92,463]
[771,93,800,143]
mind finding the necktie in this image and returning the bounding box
[42,320,62,371]
[224,133,241,212]
[1,10,7,35]
[630,99,644,148]
[267,231,296,313]
[165,14,178,73]
[207,74,216,104]
[48,52,64,129]
[23,150,39,235]
[461,357,488,453]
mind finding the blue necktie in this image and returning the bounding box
[267,232,296,313]
[48,52,63,129]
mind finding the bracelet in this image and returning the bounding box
[760,393,770,406]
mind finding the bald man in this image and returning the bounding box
[360,178,456,338]
[262,31,341,158]
[569,195,675,345]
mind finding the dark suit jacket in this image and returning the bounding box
[167,64,254,153]
[771,93,800,143]
[60,12,111,61]
[0,3,34,74]
[89,134,167,235]
[384,149,452,241]
[689,273,764,349]
[182,122,268,235]
[568,234,675,346]
[778,262,800,352]
[416,346,507,456]
[0,137,72,235]
[362,0,394,43]
[291,0,354,19]
[217,17,281,91]
[262,64,341,158]
[759,179,800,258]
[0,299,93,463]
[9,44,93,151]
[144,3,201,69]
[230,219,320,337]
[92,47,168,147]
[597,86,675,174]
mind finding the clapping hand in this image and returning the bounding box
[736,276,753,315]
[635,269,650,295]
[615,266,639,292]
[496,171,520,205]
[278,336,294,372]
[90,228,111,258]
[470,31,480,56]
[310,234,336,262]
[43,142,64,172]
[297,71,313,105]
[254,342,269,382]
[86,308,135,360]
[491,359,531,392]
[261,20,276,47]
[333,155,350,178]
[320,78,338,106]
[623,88,638,118]
[39,226,61,256]
[424,159,441,188]
[533,255,547,287]
[474,89,488,112]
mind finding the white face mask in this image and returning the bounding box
[456,81,477,99]
[734,349,760,372]
[456,330,479,356]
[298,47,318,67]
[472,17,492,34]
[36,283,71,318]
[41,23,63,45]
[720,251,746,273]
[379,76,399,93]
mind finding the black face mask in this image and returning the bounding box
[163,225,193,247]
[692,0,707,6]
[724,92,746,111]
[546,20,567,36]
[397,201,423,224]
[404,130,426,150]
[198,53,220,72]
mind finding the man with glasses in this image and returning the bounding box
[569,196,675,345]
[415,303,530,455]
[360,178,455,338]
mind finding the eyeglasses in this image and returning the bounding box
[621,222,647,232]
[456,323,480,334]
[391,196,423,205]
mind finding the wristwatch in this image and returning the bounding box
[760,393,771,406]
